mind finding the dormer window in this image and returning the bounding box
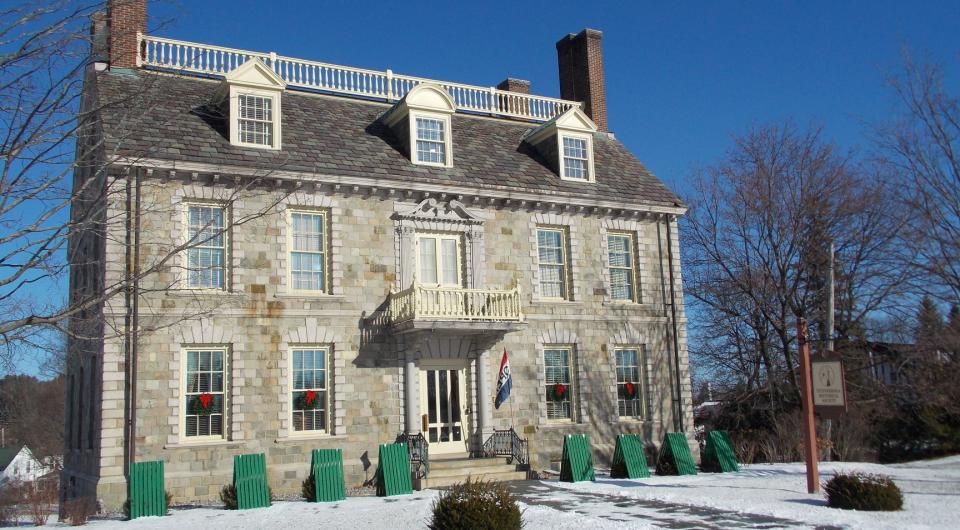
[215,58,286,150]
[238,94,275,147]
[523,107,598,183]
[415,116,448,165]
[381,84,456,168]
[562,135,590,180]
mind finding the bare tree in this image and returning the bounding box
[683,123,909,404]
[876,54,960,303]
[0,2,292,365]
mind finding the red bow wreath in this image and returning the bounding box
[297,390,320,410]
[190,393,215,416]
[551,383,567,401]
[624,382,637,399]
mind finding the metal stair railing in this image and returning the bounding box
[481,428,530,469]
[395,432,429,479]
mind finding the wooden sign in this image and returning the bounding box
[811,352,847,419]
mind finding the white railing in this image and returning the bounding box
[138,34,580,122]
[390,283,522,324]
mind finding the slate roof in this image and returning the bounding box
[95,70,683,209]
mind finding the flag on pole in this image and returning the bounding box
[495,349,512,409]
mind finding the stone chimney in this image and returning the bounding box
[496,78,531,94]
[556,29,607,131]
[107,0,146,69]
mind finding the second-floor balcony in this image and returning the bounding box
[389,282,523,333]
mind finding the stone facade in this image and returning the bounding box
[68,176,694,509]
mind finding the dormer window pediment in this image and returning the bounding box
[381,84,455,168]
[215,58,286,150]
[524,107,598,182]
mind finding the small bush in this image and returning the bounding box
[220,484,237,510]
[429,478,521,530]
[122,491,173,519]
[27,480,57,526]
[63,496,97,526]
[220,484,271,509]
[824,472,903,511]
[301,474,315,502]
[655,447,678,475]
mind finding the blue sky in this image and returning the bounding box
[151,0,960,194]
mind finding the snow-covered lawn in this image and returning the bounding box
[51,456,960,529]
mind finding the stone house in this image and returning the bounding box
[63,0,696,510]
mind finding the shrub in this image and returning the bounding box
[301,474,315,502]
[122,491,173,519]
[429,478,521,530]
[220,484,271,509]
[824,472,903,511]
[27,480,57,526]
[220,484,237,510]
[63,496,97,526]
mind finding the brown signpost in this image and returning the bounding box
[796,318,820,494]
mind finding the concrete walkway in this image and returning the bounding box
[508,480,844,530]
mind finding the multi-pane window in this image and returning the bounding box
[616,348,644,419]
[562,136,589,180]
[544,347,573,420]
[291,348,328,433]
[415,117,447,165]
[290,211,327,292]
[238,94,274,146]
[537,228,569,299]
[418,233,460,286]
[184,349,225,438]
[608,232,637,302]
[186,205,225,289]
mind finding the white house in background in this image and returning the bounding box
[0,446,48,485]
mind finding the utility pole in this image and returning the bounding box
[825,242,834,462]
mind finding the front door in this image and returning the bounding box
[419,362,468,455]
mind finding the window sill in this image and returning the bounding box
[602,301,656,309]
[166,289,244,298]
[274,433,348,444]
[538,421,580,430]
[164,439,242,449]
[531,299,582,306]
[273,292,346,301]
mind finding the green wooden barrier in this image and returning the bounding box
[310,449,346,502]
[375,443,413,497]
[559,434,596,482]
[234,453,271,510]
[610,434,651,479]
[701,430,739,473]
[128,460,166,519]
[655,432,698,476]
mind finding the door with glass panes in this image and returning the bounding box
[419,361,468,454]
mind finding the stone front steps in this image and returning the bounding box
[418,455,528,489]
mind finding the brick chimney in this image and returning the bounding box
[107,0,146,69]
[496,78,531,94]
[556,29,607,131]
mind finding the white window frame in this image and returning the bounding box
[180,347,229,442]
[615,347,646,420]
[536,226,570,300]
[544,346,575,422]
[184,203,229,291]
[289,346,331,435]
[409,111,453,168]
[416,231,462,287]
[229,86,282,150]
[607,231,639,303]
[287,209,330,294]
[558,132,595,182]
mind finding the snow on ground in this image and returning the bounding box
[48,456,960,529]
[548,456,960,529]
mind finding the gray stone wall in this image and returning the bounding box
[85,178,695,509]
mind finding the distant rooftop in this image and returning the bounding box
[137,34,581,123]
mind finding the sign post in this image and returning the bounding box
[796,318,820,494]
